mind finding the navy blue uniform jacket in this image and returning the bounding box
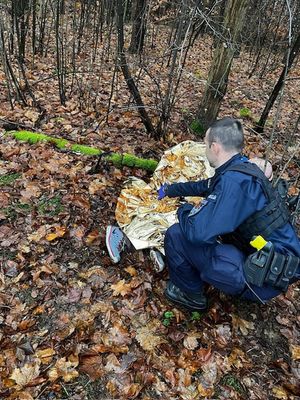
[165,154,300,259]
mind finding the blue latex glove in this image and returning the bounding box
[157,183,169,200]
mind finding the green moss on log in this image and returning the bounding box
[71,144,101,155]
[7,130,158,172]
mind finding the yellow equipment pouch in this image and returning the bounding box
[250,235,267,251]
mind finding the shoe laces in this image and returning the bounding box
[117,238,125,252]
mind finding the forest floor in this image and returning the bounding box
[0,27,300,400]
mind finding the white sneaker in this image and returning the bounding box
[150,249,165,272]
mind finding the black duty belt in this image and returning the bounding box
[243,243,299,291]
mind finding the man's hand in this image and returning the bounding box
[157,183,169,200]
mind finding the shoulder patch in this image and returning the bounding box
[207,194,217,201]
[188,194,217,217]
[188,199,208,217]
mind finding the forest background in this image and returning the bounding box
[0,0,300,399]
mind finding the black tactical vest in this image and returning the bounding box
[212,162,290,253]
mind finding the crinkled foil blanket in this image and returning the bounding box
[115,141,214,254]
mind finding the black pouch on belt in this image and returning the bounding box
[244,244,299,290]
[243,242,274,287]
[265,253,299,291]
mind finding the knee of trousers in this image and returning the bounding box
[200,244,246,295]
[164,223,184,250]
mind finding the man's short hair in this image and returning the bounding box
[208,117,244,152]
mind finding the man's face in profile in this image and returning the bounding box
[204,129,217,167]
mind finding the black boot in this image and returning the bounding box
[165,281,207,311]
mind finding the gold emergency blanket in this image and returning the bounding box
[115,141,214,253]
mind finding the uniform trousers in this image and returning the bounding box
[164,223,280,301]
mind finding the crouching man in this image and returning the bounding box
[159,117,300,310]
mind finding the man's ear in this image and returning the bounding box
[212,141,221,155]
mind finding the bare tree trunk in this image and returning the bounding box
[12,0,30,63]
[60,0,65,15]
[116,0,156,137]
[37,0,48,56]
[76,0,87,55]
[32,0,37,54]
[0,21,27,106]
[256,33,300,133]
[129,0,147,54]
[92,0,103,61]
[197,0,248,131]
[55,0,66,105]
[156,0,198,139]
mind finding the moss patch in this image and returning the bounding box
[239,107,252,119]
[0,173,22,186]
[71,144,100,155]
[38,196,64,216]
[3,202,31,220]
[190,119,205,137]
[220,374,247,396]
[7,130,158,172]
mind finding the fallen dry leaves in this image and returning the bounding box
[231,314,255,335]
[10,362,41,388]
[111,279,132,297]
[290,344,300,360]
[136,319,167,352]
[48,355,79,382]
[0,12,299,398]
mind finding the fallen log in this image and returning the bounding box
[7,130,158,172]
